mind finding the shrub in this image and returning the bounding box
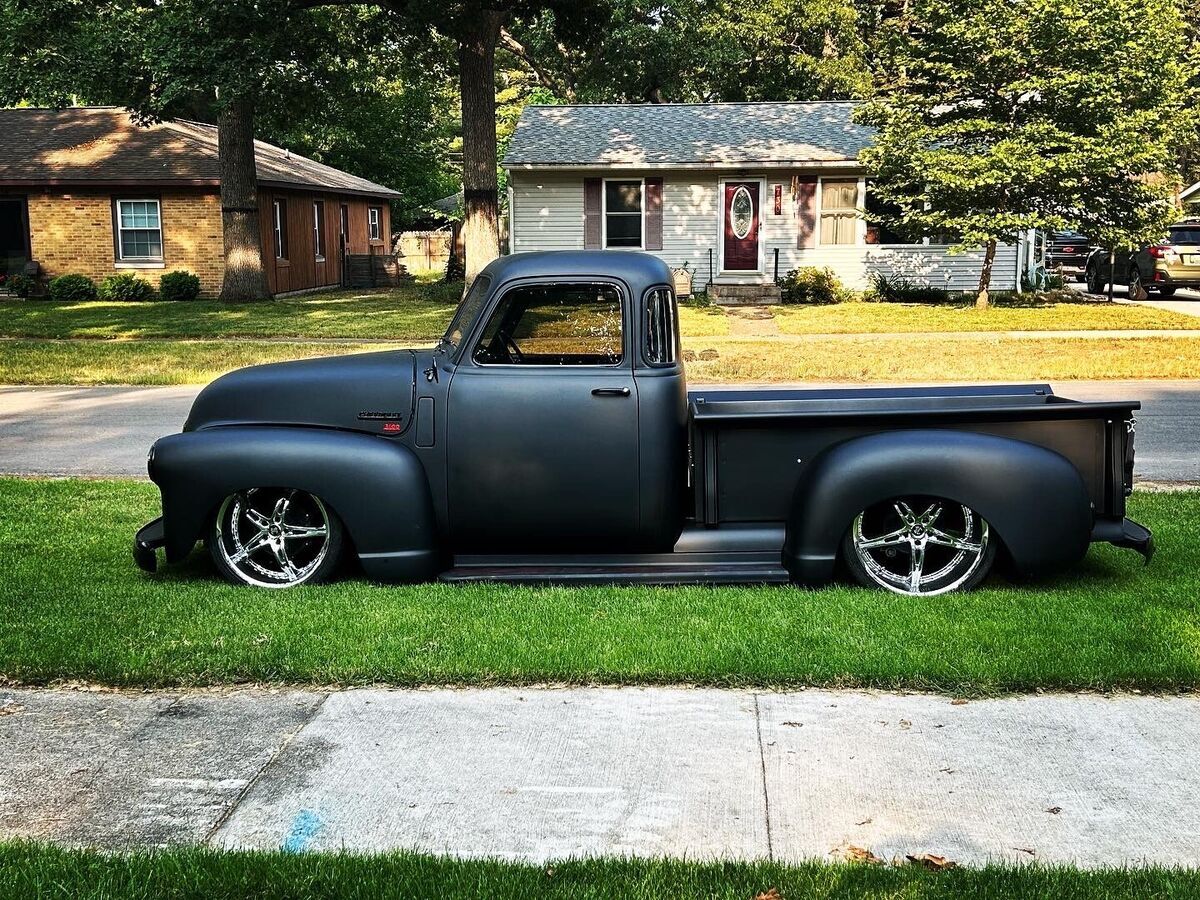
[5,273,37,298]
[98,272,156,302]
[47,274,98,303]
[159,270,202,302]
[865,272,951,304]
[778,267,852,305]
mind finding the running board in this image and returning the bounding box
[439,561,791,586]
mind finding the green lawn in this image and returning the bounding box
[1,844,1196,900]
[2,477,1197,693]
[771,300,1200,334]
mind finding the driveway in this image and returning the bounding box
[2,380,1198,483]
[1066,280,1200,315]
[3,685,1198,867]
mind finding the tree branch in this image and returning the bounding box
[499,26,577,102]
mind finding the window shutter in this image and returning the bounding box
[644,177,664,250]
[793,177,817,249]
[584,178,602,249]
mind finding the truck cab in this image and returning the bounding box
[136,251,1153,596]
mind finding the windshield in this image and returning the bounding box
[1168,227,1200,246]
[442,274,492,350]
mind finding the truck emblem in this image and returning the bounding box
[357,411,403,421]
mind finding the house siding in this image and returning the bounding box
[26,188,224,296]
[510,170,1022,292]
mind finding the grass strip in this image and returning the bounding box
[2,478,1197,692]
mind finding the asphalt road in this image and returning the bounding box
[3,685,1199,867]
[2,380,1198,483]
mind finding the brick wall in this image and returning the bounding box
[26,188,225,296]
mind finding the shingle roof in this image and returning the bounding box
[503,102,873,169]
[0,107,399,198]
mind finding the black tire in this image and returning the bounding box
[1085,263,1105,295]
[841,495,997,596]
[210,487,344,588]
[1128,267,1146,300]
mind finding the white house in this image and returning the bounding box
[1182,181,1200,216]
[503,102,1035,300]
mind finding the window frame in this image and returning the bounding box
[313,200,326,261]
[469,279,628,369]
[601,178,645,250]
[817,177,862,246]
[272,198,289,261]
[113,198,164,266]
[642,285,679,368]
[368,206,382,242]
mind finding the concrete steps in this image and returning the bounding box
[710,283,781,306]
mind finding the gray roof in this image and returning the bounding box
[0,107,399,198]
[503,102,873,169]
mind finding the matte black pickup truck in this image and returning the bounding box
[135,251,1152,595]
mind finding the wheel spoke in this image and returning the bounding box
[282,524,327,540]
[919,503,943,527]
[244,508,271,530]
[858,527,909,550]
[270,541,299,579]
[229,531,269,564]
[894,502,916,526]
[926,527,982,552]
[908,542,925,592]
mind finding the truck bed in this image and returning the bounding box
[688,383,1138,525]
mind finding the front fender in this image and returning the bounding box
[783,429,1092,584]
[150,426,439,582]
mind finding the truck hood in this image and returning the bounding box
[184,349,418,436]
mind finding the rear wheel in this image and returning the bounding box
[210,488,343,588]
[842,496,996,596]
[1128,267,1146,300]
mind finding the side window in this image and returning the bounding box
[643,287,678,366]
[473,283,623,366]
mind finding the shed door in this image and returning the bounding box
[722,182,760,271]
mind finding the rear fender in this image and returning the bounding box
[150,426,439,582]
[783,429,1092,584]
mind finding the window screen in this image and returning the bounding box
[473,283,623,366]
[644,287,678,365]
[313,201,326,259]
[115,199,163,260]
[604,181,643,248]
[820,179,859,245]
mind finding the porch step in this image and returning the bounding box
[710,283,781,306]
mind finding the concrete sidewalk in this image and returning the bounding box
[2,685,1198,868]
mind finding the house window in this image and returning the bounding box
[273,198,288,260]
[604,180,643,249]
[115,199,163,261]
[313,201,326,260]
[368,206,382,242]
[819,179,859,245]
[864,183,907,245]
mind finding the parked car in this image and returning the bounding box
[1085,223,1200,297]
[134,251,1153,596]
[1047,231,1092,281]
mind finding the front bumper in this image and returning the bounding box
[1091,517,1154,564]
[134,516,166,573]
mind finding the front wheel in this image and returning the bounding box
[210,488,344,588]
[1128,267,1146,300]
[842,496,996,596]
[1085,263,1105,294]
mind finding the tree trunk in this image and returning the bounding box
[217,95,270,302]
[459,9,505,290]
[1108,249,1116,303]
[975,238,997,308]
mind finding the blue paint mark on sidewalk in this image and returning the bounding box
[282,809,324,852]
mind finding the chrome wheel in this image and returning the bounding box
[847,497,993,596]
[212,488,337,588]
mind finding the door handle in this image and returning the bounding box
[592,387,631,397]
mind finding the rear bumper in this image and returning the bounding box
[1091,517,1154,563]
[133,516,166,573]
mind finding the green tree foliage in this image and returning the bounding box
[502,0,871,103]
[858,0,1191,305]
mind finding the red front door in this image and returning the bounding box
[723,181,760,271]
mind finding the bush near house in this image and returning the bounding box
[159,270,202,302]
[864,273,951,304]
[4,273,37,298]
[47,274,97,303]
[98,273,156,302]
[778,267,854,304]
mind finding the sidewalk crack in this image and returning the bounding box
[203,691,330,845]
[753,693,774,861]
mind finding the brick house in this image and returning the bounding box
[0,108,399,297]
